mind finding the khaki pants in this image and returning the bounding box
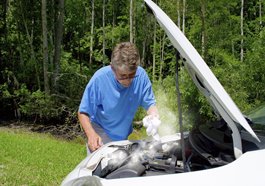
[86,123,112,155]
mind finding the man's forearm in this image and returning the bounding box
[78,112,95,138]
[147,105,159,118]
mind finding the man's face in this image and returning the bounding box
[112,66,137,87]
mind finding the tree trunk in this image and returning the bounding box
[17,31,24,75]
[200,0,206,59]
[49,0,54,74]
[159,33,166,82]
[0,0,7,69]
[130,0,133,43]
[42,0,50,93]
[133,1,136,43]
[182,0,186,34]
[112,0,116,45]
[141,9,147,66]
[240,0,244,62]
[141,40,146,66]
[90,0,94,65]
[259,0,262,27]
[102,0,106,65]
[53,0,65,89]
[20,1,40,90]
[152,15,157,83]
[177,0,181,28]
[49,34,54,75]
[231,40,235,57]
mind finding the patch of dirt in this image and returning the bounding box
[0,120,144,141]
[0,120,85,140]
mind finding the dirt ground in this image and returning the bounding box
[0,120,85,140]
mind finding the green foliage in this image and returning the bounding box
[19,88,57,120]
[134,107,146,122]
[0,83,12,99]
[50,52,92,123]
[209,49,250,112]
[128,127,147,140]
[244,29,265,106]
[1,0,265,128]
[179,66,216,124]
[104,21,130,44]
[58,52,90,100]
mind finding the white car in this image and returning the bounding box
[61,0,265,185]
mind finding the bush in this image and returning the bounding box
[18,88,58,121]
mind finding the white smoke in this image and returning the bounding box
[155,88,179,137]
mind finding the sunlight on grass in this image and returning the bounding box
[128,127,147,140]
[0,128,86,186]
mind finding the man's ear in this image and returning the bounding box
[110,63,116,71]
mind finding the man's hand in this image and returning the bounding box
[87,130,103,152]
[143,115,161,139]
[78,112,103,152]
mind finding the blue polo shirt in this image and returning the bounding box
[79,65,156,140]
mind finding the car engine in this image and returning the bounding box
[92,140,188,179]
[92,121,259,179]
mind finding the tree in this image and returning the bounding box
[259,0,262,27]
[240,0,244,62]
[182,0,186,33]
[41,0,50,93]
[130,0,134,43]
[200,0,207,59]
[0,0,7,72]
[102,0,106,65]
[90,0,95,65]
[2,0,265,125]
[177,0,181,27]
[159,33,166,82]
[53,0,65,90]
[19,1,41,89]
[152,12,157,83]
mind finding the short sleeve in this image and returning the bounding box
[140,72,156,110]
[79,79,100,120]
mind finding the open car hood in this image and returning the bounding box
[144,0,259,158]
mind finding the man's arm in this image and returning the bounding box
[78,112,102,152]
[147,104,159,118]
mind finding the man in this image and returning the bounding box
[78,42,160,153]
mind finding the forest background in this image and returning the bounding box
[0,0,265,136]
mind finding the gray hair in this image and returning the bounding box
[111,42,140,72]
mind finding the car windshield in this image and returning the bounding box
[246,104,265,136]
[248,104,265,125]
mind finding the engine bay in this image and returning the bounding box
[93,140,186,179]
[92,121,259,179]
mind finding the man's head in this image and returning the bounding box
[111,42,140,87]
[111,42,140,72]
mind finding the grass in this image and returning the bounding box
[128,127,147,140]
[0,127,87,186]
[0,125,148,186]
